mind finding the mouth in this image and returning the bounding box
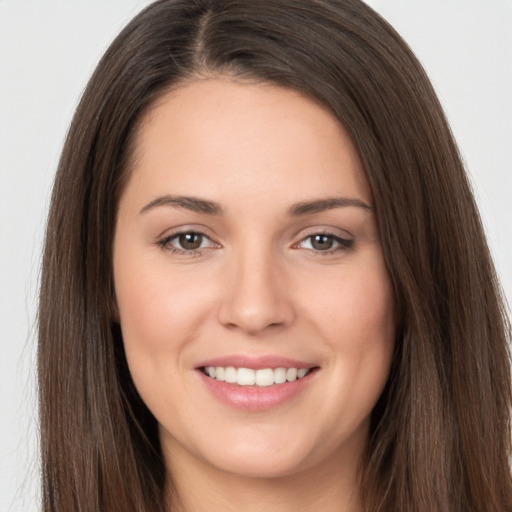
[196,360,319,411]
[200,366,316,387]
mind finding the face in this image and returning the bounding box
[113,78,395,482]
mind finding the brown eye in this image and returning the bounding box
[310,234,334,251]
[296,232,353,253]
[157,230,218,254]
[178,233,203,250]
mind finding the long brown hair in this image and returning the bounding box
[38,1,512,510]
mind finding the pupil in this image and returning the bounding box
[312,234,333,250]
[179,233,202,250]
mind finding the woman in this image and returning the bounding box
[38,1,512,511]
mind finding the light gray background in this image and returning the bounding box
[1,1,511,510]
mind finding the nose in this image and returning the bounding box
[217,247,295,336]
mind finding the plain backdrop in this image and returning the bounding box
[1,1,511,510]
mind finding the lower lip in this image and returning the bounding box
[197,369,317,411]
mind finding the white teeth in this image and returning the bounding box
[203,366,312,386]
[274,367,287,384]
[237,367,255,386]
[255,368,274,387]
[224,366,237,383]
[215,366,225,381]
[286,368,297,381]
[297,368,308,378]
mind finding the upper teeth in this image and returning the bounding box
[204,366,310,387]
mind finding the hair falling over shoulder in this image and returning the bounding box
[38,1,512,511]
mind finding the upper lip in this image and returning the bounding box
[196,355,317,370]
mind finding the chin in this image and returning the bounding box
[166,419,364,483]
[205,448,312,479]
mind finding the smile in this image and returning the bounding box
[197,361,319,411]
[201,366,312,387]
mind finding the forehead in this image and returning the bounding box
[125,77,370,210]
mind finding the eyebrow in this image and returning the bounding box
[140,195,223,215]
[139,194,372,216]
[288,197,372,215]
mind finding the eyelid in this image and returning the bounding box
[155,226,221,254]
[154,225,353,255]
[291,228,354,254]
[155,223,217,240]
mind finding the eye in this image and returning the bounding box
[157,231,218,253]
[297,233,353,253]
[174,232,206,250]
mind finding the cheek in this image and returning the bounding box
[113,257,217,419]
[336,271,395,372]
[113,251,213,369]
[306,258,395,344]
[346,273,395,344]
[302,257,395,409]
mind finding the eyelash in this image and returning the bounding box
[293,231,354,255]
[156,230,354,256]
[155,231,217,257]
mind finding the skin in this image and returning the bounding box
[113,77,396,512]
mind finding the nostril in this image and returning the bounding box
[217,296,295,335]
